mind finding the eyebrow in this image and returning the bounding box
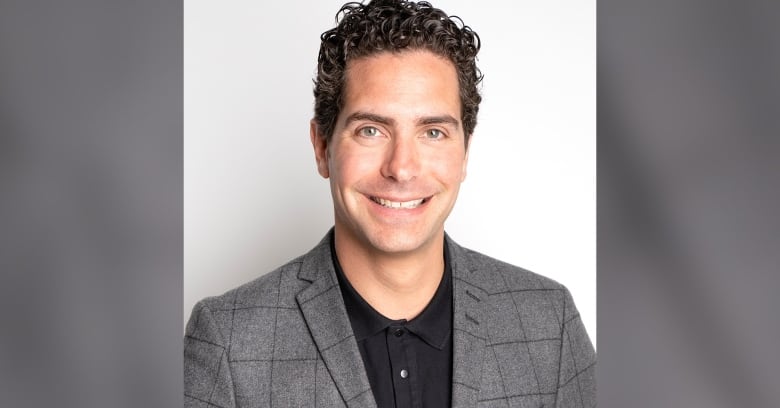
[344,111,460,129]
[344,112,395,127]
[418,115,460,129]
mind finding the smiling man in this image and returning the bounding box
[313,50,468,325]
[184,1,595,407]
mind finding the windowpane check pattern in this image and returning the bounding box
[184,231,596,407]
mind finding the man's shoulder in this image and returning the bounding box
[449,239,567,294]
[190,232,334,318]
[183,252,322,383]
[193,252,311,314]
[452,242,586,339]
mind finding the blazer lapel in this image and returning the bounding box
[295,233,377,408]
[448,235,490,407]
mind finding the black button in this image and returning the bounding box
[394,329,404,337]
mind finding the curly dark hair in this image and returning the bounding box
[313,0,483,145]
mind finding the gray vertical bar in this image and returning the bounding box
[0,1,182,407]
[599,0,780,406]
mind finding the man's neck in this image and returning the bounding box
[333,231,445,321]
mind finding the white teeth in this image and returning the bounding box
[372,197,425,209]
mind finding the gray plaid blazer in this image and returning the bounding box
[185,232,596,407]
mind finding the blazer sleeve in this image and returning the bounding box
[556,288,596,407]
[184,300,236,408]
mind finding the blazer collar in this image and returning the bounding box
[446,233,490,407]
[295,230,487,407]
[295,231,377,408]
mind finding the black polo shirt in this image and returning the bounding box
[332,242,453,408]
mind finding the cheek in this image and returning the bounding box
[330,147,381,184]
[429,150,468,183]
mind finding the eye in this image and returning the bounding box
[425,129,445,139]
[358,126,381,138]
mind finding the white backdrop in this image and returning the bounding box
[185,0,596,346]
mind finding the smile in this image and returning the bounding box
[370,196,428,209]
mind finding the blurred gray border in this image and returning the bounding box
[2,0,779,406]
[599,0,779,406]
[1,1,182,407]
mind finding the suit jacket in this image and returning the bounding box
[184,232,596,407]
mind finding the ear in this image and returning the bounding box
[461,134,473,182]
[310,120,330,178]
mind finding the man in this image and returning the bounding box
[184,1,595,407]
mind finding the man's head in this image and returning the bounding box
[311,0,482,258]
[313,0,482,145]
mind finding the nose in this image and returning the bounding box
[381,137,421,182]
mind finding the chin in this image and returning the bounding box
[363,228,438,255]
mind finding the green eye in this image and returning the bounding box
[426,129,443,139]
[359,126,380,137]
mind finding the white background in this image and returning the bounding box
[185,0,596,346]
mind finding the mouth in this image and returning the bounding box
[369,196,429,209]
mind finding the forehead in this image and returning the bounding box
[341,50,461,120]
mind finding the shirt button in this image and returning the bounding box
[394,329,404,337]
[400,369,408,379]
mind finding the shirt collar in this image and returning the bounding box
[331,235,452,350]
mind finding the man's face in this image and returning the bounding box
[311,50,470,257]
